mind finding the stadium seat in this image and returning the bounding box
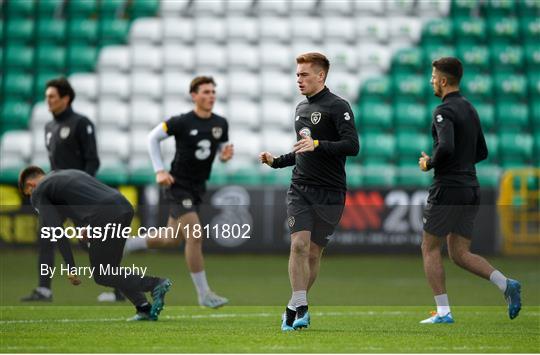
[261,129,295,154]
[393,73,425,99]
[30,102,51,130]
[97,157,129,185]
[261,165,293,186]
[68,0,97,18]
[6,0,35,16]
[100,0,127,18]
[97,130,129,160]
[422,19,453,44]
[37,0,63,17]
[484,133,499,163]
[34,70,63,98]
[498,132,534,163]
[160,0,190,17]
[260,43,292,70]
[193,0,226,16]
[518,0,540,19]
[227,17,258,43]
[259,17,291,42]
[228,43,259,70]
[396,132,430,160]
[130,18,162,44]
[457,44,490,72]
[361,163,397,187]
[393,100,428,131]
[67,44,97,72]
[36,44,66,71]
[163,44,195,71]
[68,19,98,43]
[358,101,393,131]
[397,164,431,187]
[359,77,391,100]
[354,0,385,15]
[97,100,129,129]
[71,100,97,123]
[37,19,66,43]
[195,43,226,70]
[5,45,34,70]
[326,70,359,102]
[130,100,161,129]
[357,44,391,72]
[100,19,130,45]
[1,101,31,132]
[130,0,160,18]
[228,130,261,159]
[261,99,293,130]
[320,0,353,14]
[491,44,524,72]
[6,19,34,43]
[4,73,33,99]
[494,73,527,99]
[228,99,260,129]
[325,43,357,71]
[323,18,355,43]
[476,162,502,187]
[360,133,396,162]
[474,101,495,131]
[0,131,32,173]
[98,46,131,72]
[68,73,98,101]
[496,101,529,131]
[453,17,487,44]
[292,17,323,41]
[388,17,422,44]
[261,71,293,99]
[422,43,456,66]
[131,72,162,100]
[196,17,226,42]
[131,45,163,71]
[385,0,415,14]
[356,18,388,43]
[226,0,255,14]
[293,41,325,60]
[418,0,451,16]
[128,155,154,185]
[488,17,519,43]
[229,71,260,99]
[258,0,289,15]
[98,72,130,100]
[392,47,423,74]
[32,130,47,155]
[524,43,540,70]
[461,73,493,100]
[163,18,194,43]
[163,71,193,101]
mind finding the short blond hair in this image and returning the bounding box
[296,52,330,79]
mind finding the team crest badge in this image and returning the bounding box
[212,127,223,139]
[310,112,321,125]
[288,216,295,228]
[299,127,311,138]
[60,126,70,139]
[182,199,193,209]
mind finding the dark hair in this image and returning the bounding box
[296,52,331,79]
[190,76,216,93]
[18,166,45,193]
[432,57,463,85]
[46,77,76,104]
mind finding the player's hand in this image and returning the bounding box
[67,274,81,286]
[156,170,175,186]
[293,136,316,153]
[220,143,234,162]
[259,152,274,166]
[419,151,431,172]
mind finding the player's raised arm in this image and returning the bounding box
[318,100,359,157]
[147,122,175,186]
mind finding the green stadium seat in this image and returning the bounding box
[393,100,428,131]
[423,44,456,66]
[397,164,431,187]
[494,73,527,99]
[457,44,490,72]
[68,0,97,18]
[451,0,480,17]
[532,101,540,128]
[491,44,524,71]
[228,168,262,185]
[485,0,517,17]
[34,71,63,97]
[396,132,430,161]
[521,18,540,43]
[361,163,396,187]
[130,0,160,18]
[4,73,33,99]
[67,45,97,73]
[483,133,499,162]
[261,167,292,186]
[6,19,34,42]
[129,164,154,185]
[529,72,540,98]
[461,73,493,100]
[5,45,34,70]
[474,101,495,131]
[97,164,129,186]
[1,100,32,131]
[36,45,66,71]
[0,20,3,40]
[422,19,453,44]
[359,77,391,100]
[360,133,396,162]
[38,0,63,17]
[101,0,127,18]
[496,101,529,130]
[524,43,540,69]
[6,0,35,17]
[393,74,425,98]
[37,19,66,43]
[392,47,423,73]
[476,162,502,187]
[357,101,392,131]
[535,132,540,159]
[488,17,519,43]
[68,19,98,43]
[100,19,130,45]
[345,164,362,188]
[498,133,533,162]
[518,0,540,19]
[454,17,487,44]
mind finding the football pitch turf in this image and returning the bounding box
[1,250,539,353]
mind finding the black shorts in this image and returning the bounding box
[164,183,205,219]
[423,186,480,239]
[286,183,346,248]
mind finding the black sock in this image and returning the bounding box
[296,305,308,319]
[136,302,151,314]
[285,307,296,326]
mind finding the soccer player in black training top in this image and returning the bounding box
[19,167,172,321]
[124,76,234,308]
[19,78,123,303]
[418,57,521,324]
[260,53,359,331]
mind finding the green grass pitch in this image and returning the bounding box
[1,250,539,353]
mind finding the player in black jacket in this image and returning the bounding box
[19,167,171,321]
[260,53,359,331]
[418,57,521,324]
[124,76,233,309]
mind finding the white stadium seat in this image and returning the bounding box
[195,43,227,69]
[98,46,130,72]
[71,100,97,123]
[99,72,130,100]
[98,99,129,129]
[130,100,162,128]
[228,71,259,98]
[31,102,50,130]
[196,17,226,42]
[131,45,163,71]
[325,43,357,71]
[227,16,258,42]
[0,131,33,161]
[131,72,163,100]
[226,0,254,14]
[258,0,289,15]
[290,0,318,14]
[385,0,415,15]
[228,99,260,129]
[261,128,295,154]
[129,130,150,155]
[163,44,195,71]
[228,129,261,159]
[388,17,422,43]
[68,73,97,101]
[354,0,385,15]
[292,41,324,58]
[320,0,353,14]
[324,17,355,43]
[160,0,191,17]
[356,18,388,43]
[163,18,194,43]
[356,44,391,72]
[163,71,193,100]
[260,43,292,70]
[97,130,129,160]
[227,42,259,70]
[260,17,291,42]
[163,97,194,119]
[325,70,360,102]
[213,100,229,118]
[261,71,293,99]
[32,130,47,154]
[292,17,323,41]
[193,0,226,15]
[30,152,50,171]
[418,0,450,16]
[261,98,294,130]
[130,18,162,44]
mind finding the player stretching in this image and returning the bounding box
[124,76,233,308]
[19,167,172,321]
[260,53,359,331]
[418,57,521,324]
